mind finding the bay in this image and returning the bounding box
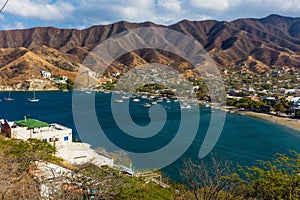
[1,91,300,182]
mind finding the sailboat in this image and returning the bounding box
[4,91,13,101]
[28,91,39,102]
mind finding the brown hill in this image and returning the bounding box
[0,46,77,88]
[0,14,300,88]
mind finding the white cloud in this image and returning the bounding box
[189,0,230,11]
[251,0,300,11]
[4,0,74,21]
[1,0,300,30]
[2,22,26,30]
[221,0,300,21]
[157,0,182,12]
[67,0,156,26]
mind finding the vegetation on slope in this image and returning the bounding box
[0,136,300,199]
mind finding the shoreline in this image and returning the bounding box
[241,111,300,133]
[0,89,61,92]
[1,90,300,133]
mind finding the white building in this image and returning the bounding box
[41,71,51,78]
[62,76,68,81]
[1,118,114,167]
[10,118,72,145]
[284,89,296,94]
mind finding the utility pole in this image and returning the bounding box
[0,0,9,13]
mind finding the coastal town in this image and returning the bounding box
[95,64,300,113]
[4,62,300,132]
[1,1,300,197]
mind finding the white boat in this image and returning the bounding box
[180,103,192,109]
[152,101,158,105]
[157,97,164,103]
[121,96,130,99]
[142,103,151,107]
[114,99,124,103]
[4,91,13,101]
[164,106,171,110]
[205,104,210,108]
[28,91,39,102]
[132,98,140,102]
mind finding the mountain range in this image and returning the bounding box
[0,14,300,89]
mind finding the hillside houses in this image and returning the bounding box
[40,70,68,84]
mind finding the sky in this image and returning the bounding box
[0,0,300,30]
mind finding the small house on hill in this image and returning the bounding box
[10,118,72,145]
[41,70,51,78]
[1,118,114,167]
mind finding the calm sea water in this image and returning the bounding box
[1,91,300,181]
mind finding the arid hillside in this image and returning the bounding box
[1,14,300,89]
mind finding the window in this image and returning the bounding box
[64,136,68,141]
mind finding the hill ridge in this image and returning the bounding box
[0,14,300,88]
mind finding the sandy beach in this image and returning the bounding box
[241,111,300,133]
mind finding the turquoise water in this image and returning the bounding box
[1,91,300,181]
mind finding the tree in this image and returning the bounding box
[66,79,74,90]
[273,101,286,113]
[180,156,243,200]
[232,151,300,200]
[0,137,59,200]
